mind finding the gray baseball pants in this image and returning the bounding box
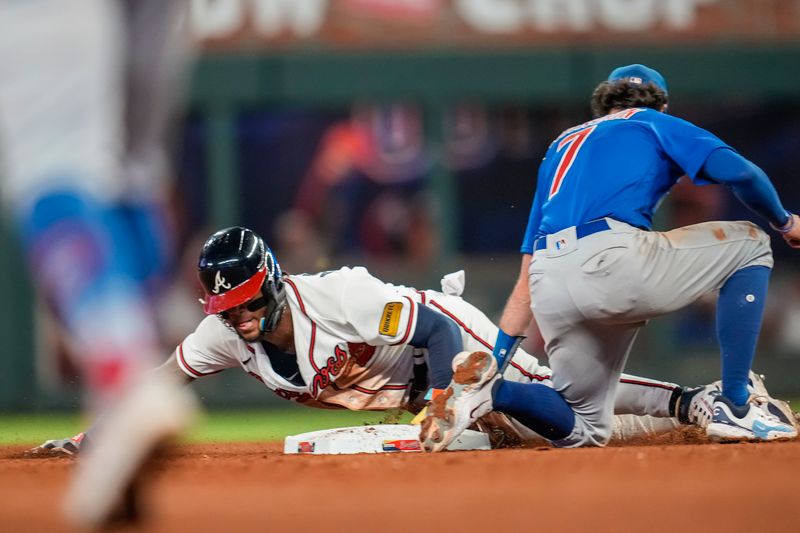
[529,218,773,447]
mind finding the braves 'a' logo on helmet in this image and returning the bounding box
[213,271,232,294]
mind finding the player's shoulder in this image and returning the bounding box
[550,108,649,144]
[191,314,240,348]
[287,265,375,288]
[284,267,372,310]
[631,107,702,129]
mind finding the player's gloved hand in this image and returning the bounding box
[29,432,87,456]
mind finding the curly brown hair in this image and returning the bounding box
[590,80,668,118]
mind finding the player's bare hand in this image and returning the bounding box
[27,433,86,457]
[781,214,800,248]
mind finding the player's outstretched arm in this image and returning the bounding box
[701,148,797,242]
[154,355,196,386]
[493,254,534,367]
[497,254,534,335]
[29,433,88,457]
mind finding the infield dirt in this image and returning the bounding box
[1,436,798,532]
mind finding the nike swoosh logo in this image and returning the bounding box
[242,357,252,365]
[470,400,491,418]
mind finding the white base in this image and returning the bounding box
[284,424,491,455]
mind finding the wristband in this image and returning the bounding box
[492,329,525,370]
[770,212,796,234]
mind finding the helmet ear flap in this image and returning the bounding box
[258,246,286,333]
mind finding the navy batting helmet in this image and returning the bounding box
[198,226,286,332]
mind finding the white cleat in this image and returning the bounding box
[63,373,199,528]
[746,372,798,430]
[420,351,499,453]
[706,394,797,442]
[708,371,799,433]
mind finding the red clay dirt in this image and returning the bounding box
[1,436,799,532]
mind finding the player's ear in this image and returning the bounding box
[660,103,669,114]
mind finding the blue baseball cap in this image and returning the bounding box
[607,64,668,95]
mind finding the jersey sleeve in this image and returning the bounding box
[520,187,544,253]
[174,315,241,379]
[650,112,732,184]
[520,150,552,252]
[341,269,418,346]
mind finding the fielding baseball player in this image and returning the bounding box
[0,0,196,527]
[420,64,800,452]
[38,227,797,456]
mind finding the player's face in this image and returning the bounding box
[219,296,268,342]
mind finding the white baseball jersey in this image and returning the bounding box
[175,266,679,430]
[175,267,553,410]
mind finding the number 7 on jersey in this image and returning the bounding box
[548,125,597,199]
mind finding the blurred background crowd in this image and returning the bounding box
[3,0,800,409]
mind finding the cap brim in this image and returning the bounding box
[203,267,267,314]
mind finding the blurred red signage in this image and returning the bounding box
[191,0,800,50]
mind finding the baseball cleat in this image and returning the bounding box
[745,372,798,429]
[676,384,719,428]
[706,394,797,442]
[708,371,799,432]
[63,373,199,528]
[420,351,499,452]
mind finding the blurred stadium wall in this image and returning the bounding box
[3,0,800,410]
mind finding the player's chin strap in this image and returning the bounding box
[492,329,525,373]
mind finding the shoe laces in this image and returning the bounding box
[748,394,783,424]
[691,387,717,420]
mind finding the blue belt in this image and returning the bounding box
[533,219,611,253]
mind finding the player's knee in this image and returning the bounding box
[553,414,613,448]
[586,424,613,446]
[740,221,770,246]
[730,221,773,270]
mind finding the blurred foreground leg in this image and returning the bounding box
[64,372,199,528]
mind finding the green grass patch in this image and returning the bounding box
[0,413,86,445]
[0,407,413,446]
[2,400,798,446]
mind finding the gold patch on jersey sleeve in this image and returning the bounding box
[379,302,403,337]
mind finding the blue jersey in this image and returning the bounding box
[521,108,731,253]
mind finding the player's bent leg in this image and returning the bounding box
[613,374,719,428]
[544,320,642,447]
[64,372,199,528]
[492,380,574,440]
[17,189,162,404]
[610,415,681,441]
[614,374,681,417]
[628,220,772,319]
[716,265,770,406]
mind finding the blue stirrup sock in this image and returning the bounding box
[493,380,575,441]
[717,265,771,407]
